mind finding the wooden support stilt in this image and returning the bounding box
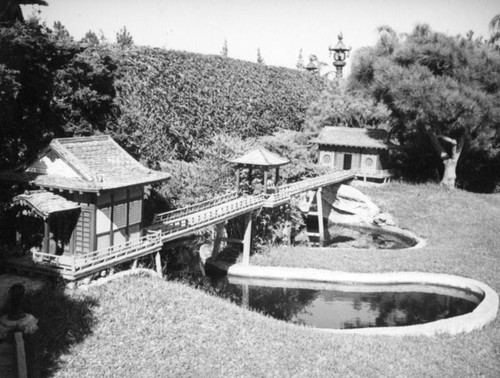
[317,187,325,247]
[212,222,225,260]
[235,168,240,193]
[242,284,249,308]
[155,251,162,277]
[43,221,50,254]
[242,212,253,265]
[132,259,138,269]
[263,170,269,193]
[275,167,280,193]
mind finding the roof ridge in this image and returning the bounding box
[50,140,95,182]
[54,135,110,144]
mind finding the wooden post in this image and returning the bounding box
[263,170,269,194]
[132,259,138,269]
[248,167,253,187]
[242,284,249,308]
[275,167,280,193]
[43,220,50,254]
[212,222,225,260]
[317,187,324,247]
[14,332,28,378]
[155,251,162,277]
[235,168,240,193]
[242,212,253,265]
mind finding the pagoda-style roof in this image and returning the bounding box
[0,136,170,193]
[314,126,391,150]
[228,147,290,168]
[13,191,80,219]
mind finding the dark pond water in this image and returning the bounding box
[302,220,417,249]
[191,275,482,329]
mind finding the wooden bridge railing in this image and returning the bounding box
[152,191,238,224]
[154,194,266,239]
[151,171,355,230]
[264,171,355,206]
[32,231,163,273]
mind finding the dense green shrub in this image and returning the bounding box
[102,46,325,164]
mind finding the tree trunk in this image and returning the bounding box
[438,135,464,189]
[420,125,464,189]
[441,156,459,188]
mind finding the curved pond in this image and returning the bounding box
[206,275,482,330]
[222,266,499,336]
[326,223,420,249]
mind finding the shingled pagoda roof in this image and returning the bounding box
[314,126,391,150]
[0,136,170,192]
[228,147,290,168]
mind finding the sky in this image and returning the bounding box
[24,0,500,73]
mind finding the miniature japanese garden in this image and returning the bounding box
[1,5,500,378]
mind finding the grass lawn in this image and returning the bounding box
[25,182,500,377]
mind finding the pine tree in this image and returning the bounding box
[81,30,100,46]
[116,26,133,48]
[52,21,73,43]
[221,39,228,57]
[257,48,264,64]
[296,49,304,69]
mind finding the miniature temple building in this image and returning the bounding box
[315,126,394,183]
[0,136,170,278]
[228,147,290,195]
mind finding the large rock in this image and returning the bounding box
[325,184,381,225]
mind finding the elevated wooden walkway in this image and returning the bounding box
[6,171,354,281]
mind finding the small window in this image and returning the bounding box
[322,154,331,165]
[365,158,374,167]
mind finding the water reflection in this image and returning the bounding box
[205,276,482,329]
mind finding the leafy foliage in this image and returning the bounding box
[81,30,100,46]
[0,21,118,170]
[116,26,133,48]
[104,45,325,165]
[305,80,390,134]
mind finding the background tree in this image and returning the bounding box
[0,21,118,170]
[220,39,228,57]
[81,30,99,46]
[257,47,264,64]
[349,23,500,190]
[305,80,390,134]
[296,48,304,69]
[116,26,133,48]
[51,20,72,43]
[489,14,500,48]
[0,0,47,23]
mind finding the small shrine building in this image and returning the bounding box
[228,147,290,195]
[0,136,170,258]
[315,126,395,183]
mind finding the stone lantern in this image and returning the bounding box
[329,32,351,79]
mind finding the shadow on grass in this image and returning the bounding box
[22,281,98,378]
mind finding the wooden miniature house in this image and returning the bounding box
[1,136,170,262]
[315,126,394,183]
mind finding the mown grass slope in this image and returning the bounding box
[27,183,500,377]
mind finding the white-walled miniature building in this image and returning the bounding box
[315,126,394,183]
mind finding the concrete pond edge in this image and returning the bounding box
[226,264,499,337]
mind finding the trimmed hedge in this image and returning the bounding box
[102,46,325,164]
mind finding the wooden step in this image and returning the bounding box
[307,232,320,237]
